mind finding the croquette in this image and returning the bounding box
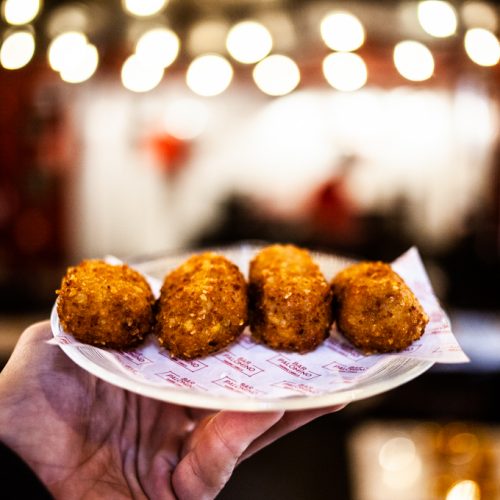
[155,252,248,359]
[248,244,333,353]
[57,260,155,349]
[331,261,429,353]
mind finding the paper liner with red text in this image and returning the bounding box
[50,247,468,401]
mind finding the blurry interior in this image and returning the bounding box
[1,0,500,498]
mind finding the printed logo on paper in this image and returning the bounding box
[267,354,320,380]
[212,375,265,395]
[215,351,264,377]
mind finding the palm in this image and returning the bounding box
[0,323,343,499]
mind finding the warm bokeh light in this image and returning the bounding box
[418,1,457,38]
[121,54,164,92]
[186,18,229,56]
[186,54,233,97]
[2,0,41,25]
[322,52,367,91]
[464,28,500,66]
[0,30,35,69]
[122,0,167,18]
[163,98,209,140]
[48,31,88,71]
[320,11,365,52]
[446,480,481,500]
[253,54,300,96]
[226,20,273,64]
[394,40,434,81]
[59,43,98,83]
[461,1,498,32]
[135,28,179,68]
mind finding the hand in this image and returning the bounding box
[0,322,344,499]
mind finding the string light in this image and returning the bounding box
[226,20,273,64]
[394,40,435,81]
[323,52,367,91]
[48,31,88,71]
[320,11,365,52]
[2,0,41,26]
[186,54,233,97]
[418,1,457,38]
[464,28,500,66]
[0,30,35,69]
[253,54,300,96]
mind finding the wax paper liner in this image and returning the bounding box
[49,246,468,410]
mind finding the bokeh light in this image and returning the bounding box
[418,1,457,38]
[320,11,365,52]
[253,54,300,96]
[186,54,233,97]
[59,43,98,83]
[121,53,164,92]
[464,28,500,66]
[2,0,41,26]
[322,52,367,91]
[0,30,35,70]
[122,0,167,18]
[135,28,180,68]
[226,20,273,64]
[394,40,435,81]
[48,31,88,71]
[446,480,481,500]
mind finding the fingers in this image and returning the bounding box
[172,411,283,500]
[238,404,346,463]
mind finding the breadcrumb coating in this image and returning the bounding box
[249,244,333,353]
[331,261,429,353]
[155,252,248,359]
[57,260,155,349]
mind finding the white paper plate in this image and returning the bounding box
[51,244,435,412]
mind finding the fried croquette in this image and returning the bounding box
[155,252,248,359]
[331,261,429,353]
[57,260,155,349]
[248,244,333,353]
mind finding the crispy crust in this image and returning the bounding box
[331,261,429,353]
[155,252,248,359]
[57,260,155,349]
[248,244,333,353]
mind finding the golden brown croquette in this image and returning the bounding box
[57,260,155,349]
[248,244,333,353]
[331,261,429,353]
[155,252,248,359]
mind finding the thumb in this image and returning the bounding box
[171,411,283,500]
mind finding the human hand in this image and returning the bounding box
[0,322,344,499]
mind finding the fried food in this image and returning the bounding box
[155,252,248,359]
[57,260,155,349]
[331,261,429,353]
[248,244,333,353]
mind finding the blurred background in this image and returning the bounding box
[1,0,499,498]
